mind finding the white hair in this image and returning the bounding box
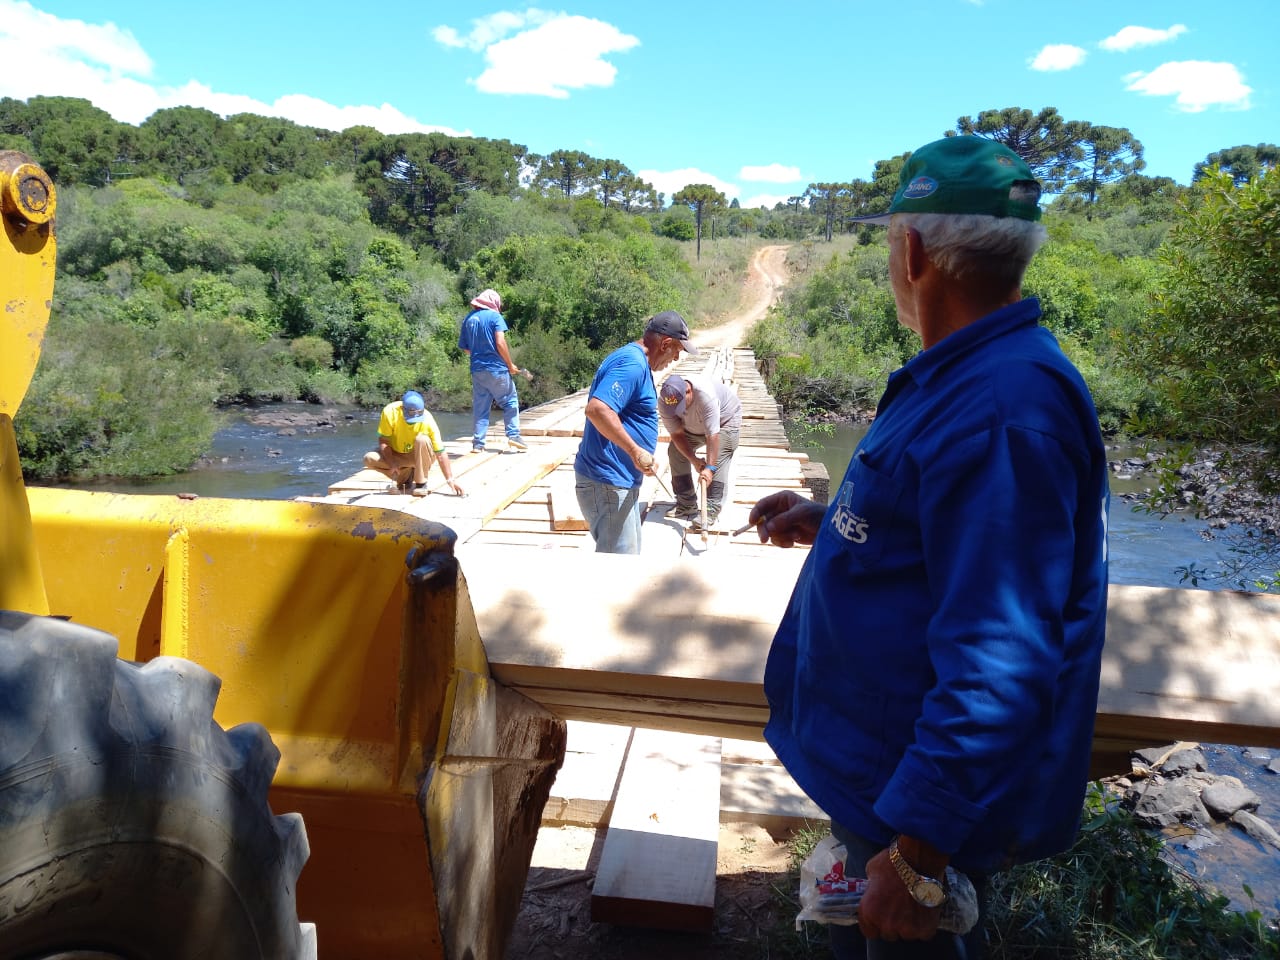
[893,212,1047,288]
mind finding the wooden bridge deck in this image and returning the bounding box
[314,347,1280,780]
[318,345,811,558]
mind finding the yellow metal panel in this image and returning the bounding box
[0,417,48,614]
[161,527,191,660]
[29,488,457,749]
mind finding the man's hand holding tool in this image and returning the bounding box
[746,491,827,548]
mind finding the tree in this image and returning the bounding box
[219,113,329,190]
[532,150,603,199]
[1193,143,1280,186]
[355,133,524,245]
[950,107,1088,193]
[595,159,632,207]
[140,106,225,184]
[805,182,853,241]
[1124,167,1280,489]
[615,174,660,213]
[1,96,125,186]
[1071,125,1146,206]
[672,184,726,260]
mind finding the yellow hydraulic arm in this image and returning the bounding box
[0,150,56,614]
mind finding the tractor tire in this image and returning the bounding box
[0,611,312,960]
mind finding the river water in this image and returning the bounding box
[57,403,1280,919]
[74,404,1239,592]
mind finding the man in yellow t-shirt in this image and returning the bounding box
[362,390,464,497]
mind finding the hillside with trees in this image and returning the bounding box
[3,95,1277,521]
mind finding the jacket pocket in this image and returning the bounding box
[819,451,904,569]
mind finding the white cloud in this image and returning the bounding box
[1100,24,1187,52]
[0,0,151,74]
[638,167,739,203]
[1029,44,1087,72]
[0,1,460,134]
[432,9,556,51]
[472,15,639,98]
[739,163,802,183]
[741,193,794,210]
[269,94,467,137]
[1124,61,1252,112]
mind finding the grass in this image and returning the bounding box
[768,787,1280,960]
[679,236,765,324]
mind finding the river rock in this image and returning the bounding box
[1129,775,1214,828]
[1134,744,1207,776]
[246,408,341,431]
[1232,810,1280,851]
[1201,777,1261,819]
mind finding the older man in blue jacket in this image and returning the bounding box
[750,136,1109,958]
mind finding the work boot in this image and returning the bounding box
[411,482,430,497]
[472,443,486,454]
[507,435,528,451]
[670,503,700,521]
[688,511,719,532]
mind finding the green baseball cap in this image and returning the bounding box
[853,136,1042,224]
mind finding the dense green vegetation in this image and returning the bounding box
[4,94,1278,504]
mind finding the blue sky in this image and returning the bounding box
[2,0,1275,208]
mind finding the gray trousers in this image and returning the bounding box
[668,427,739,518]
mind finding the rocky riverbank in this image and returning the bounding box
[1106,743,1280,918]
[1110,449,1279,537]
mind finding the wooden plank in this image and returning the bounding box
[547,467,587,531]
[719,761,826,830]
[1098,585,1280,735]
[591,729,722,932]
[543,721,632,827]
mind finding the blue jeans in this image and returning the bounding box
[471,369,520,446]
[575,476,642,554]
[827,823,987,960]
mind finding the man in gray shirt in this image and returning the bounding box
[658,374,743,529]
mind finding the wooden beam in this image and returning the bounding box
[547,467,587,531]
[591,729,722,932]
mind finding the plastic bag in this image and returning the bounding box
[795,833,979,933]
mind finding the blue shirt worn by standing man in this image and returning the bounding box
[576,342,658,488]
[457,288,524,451]
[458,301,509,375]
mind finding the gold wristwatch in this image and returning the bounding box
[888,838,948,907]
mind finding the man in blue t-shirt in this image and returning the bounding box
[457,288,527,453]
[575,310,698,553]
[749,137,1109,958]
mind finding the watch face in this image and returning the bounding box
[912,879,948,908]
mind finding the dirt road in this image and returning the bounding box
[689,244,790,352]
